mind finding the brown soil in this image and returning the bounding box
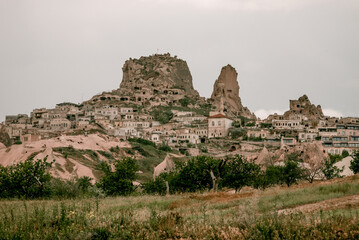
[278,195,359,215]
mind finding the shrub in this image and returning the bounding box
[142,176,167,195]
[110,146,120,153]
[179,97,191,107]
[50,178,82,199]
[150,108,173,124]
[97,157,139,196]
[245,122,255,127]
[158,145,171,152]
[128,138,156,147]
[133,146,150,157]
[322,156,344,179]
[0,156,53,199]
[350,150,359,174]
[342,150,349,158]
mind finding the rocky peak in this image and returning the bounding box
[286,94,324,120]
[210,65,255,119]
[112,53,201,106]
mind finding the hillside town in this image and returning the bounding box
[1,54,359,158]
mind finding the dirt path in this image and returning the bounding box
[278,195,359,215]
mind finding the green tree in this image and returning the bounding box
[142,174,167,195]
[282,160,305,187]
[322,156,344,180]
[350,150,359,174]
[0,156,53,199]
[97,157,139,196]
[222,155,261,192]
[264,165,285,186]
[77,176,93,193]
[150,108,173,124]
[179,97,192,107]
[171,156,222,193]
[342,150,350,158]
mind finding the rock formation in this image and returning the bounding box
[284,95,324,120]
[153,154,175,179]
[256,147,272,166]
[273,141,328,166]
[111,53,202,106]
[0,125,11,147]
[210,65,255,119]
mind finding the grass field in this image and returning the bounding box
[1,176,359,239]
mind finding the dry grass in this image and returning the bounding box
[1,176,359,239]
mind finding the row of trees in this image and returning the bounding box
[1,150,358,199]
[142,155,306,195]
[142,151,359,195]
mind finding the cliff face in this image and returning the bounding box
[284,95,324,120]
[210,65,255,119]
[112,53,201,106]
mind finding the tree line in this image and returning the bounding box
[0,150,358,199]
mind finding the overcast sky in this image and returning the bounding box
[1,0,358,121]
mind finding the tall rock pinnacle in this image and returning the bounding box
[210,65,255,119]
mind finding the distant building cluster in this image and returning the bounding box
[2,96,359,156]
[2,102,236,148]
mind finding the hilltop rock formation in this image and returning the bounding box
[210,65,255,119]
[109,53,202,106]
[284,95,324,120]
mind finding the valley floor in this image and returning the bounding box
[1,176,359,239]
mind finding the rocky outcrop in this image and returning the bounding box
[273,141,328,166]
[284,95,324,120]
[0,125,11,147]
[153,154,175,179]
[112,53,202,106]
[210,65,255,119]
[256,147,272,166]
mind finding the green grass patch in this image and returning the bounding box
[258,180,359,213]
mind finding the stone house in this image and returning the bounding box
[298,129,318,142]
[194,127,208,139]
[50,118,71,131]
[281,137,297,147]
[120,107,133,113]
[21,134,41,143]
[318,127,338,138]
[151,134,161,143]
[77,117,91,129]
[95,106,118,120]
[122,121,150,129]
[208,114,233,138]
[176,133,199,144]
[247,129,271,139]
[5,126,22,139]
[272,120,303,130]
[336,124,359,137]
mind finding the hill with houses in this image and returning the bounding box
[1,53,359,182]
